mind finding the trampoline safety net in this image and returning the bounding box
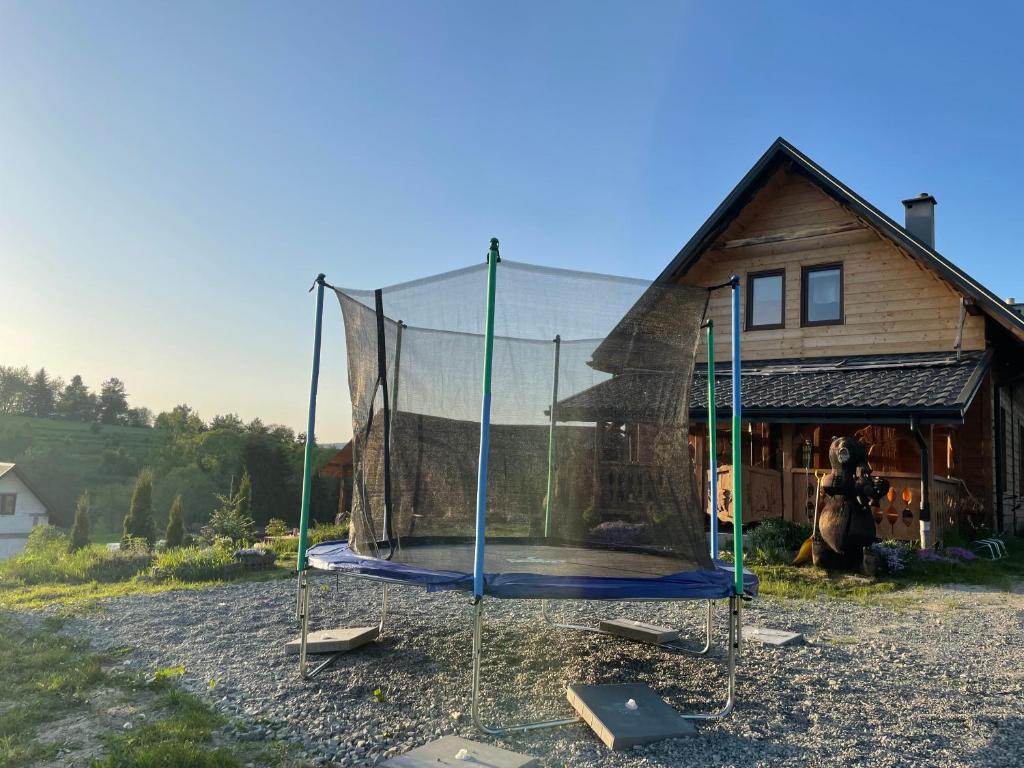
[336,259,712,579]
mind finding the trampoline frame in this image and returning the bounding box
[295,239,749,733]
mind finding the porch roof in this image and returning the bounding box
[556,350,991,425]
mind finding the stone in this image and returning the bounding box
[742,626,804,646]
[599,618,680,644]
[380,736,538,767]
[283,626,379,655]
[566,683,696,750]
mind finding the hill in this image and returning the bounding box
[0,414,160,534]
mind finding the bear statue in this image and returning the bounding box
[812,436,890,571]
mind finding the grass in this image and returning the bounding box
[0,568,290,613]
[0,612,308,768]
[752,536,1024,604]
[0,613,104,767]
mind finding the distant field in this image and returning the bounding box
[0,414,161,529]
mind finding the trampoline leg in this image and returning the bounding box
[378,584,389,635]
[298,570,343,680]
[540,598,715,657]
[471,598,581,735]
[680,595,738,722]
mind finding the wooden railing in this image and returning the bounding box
[598,461,664,513]
[789,469,972,542]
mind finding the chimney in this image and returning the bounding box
[902,193,937,248]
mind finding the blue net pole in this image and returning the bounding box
[473,239,500,599]
[730,275,743,594]
[707,320,719,560]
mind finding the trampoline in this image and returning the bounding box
[293,239,755,734]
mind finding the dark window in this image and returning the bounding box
[746,270,785,330]
[802,264,843,326]
[0,494,15,516]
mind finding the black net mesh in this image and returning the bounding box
[336,260,712,577]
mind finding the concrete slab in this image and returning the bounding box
[599,618,680,644]
[567,683,696,750]
[742,625,804,646]
[283,626,378,656]
[381,736,538,767]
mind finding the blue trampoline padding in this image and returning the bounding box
[306,541,758,600]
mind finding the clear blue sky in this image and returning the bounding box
[3,2,1022,441]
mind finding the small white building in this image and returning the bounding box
[0,462,50,559]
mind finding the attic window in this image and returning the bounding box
[746,270,785,330]
[802,264,844,326]
[0,494,15,516]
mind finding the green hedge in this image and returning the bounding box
[0,526,153,586]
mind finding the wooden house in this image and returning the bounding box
[558,138,1023,543]
[663,138,1024,542]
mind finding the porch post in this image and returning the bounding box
[910,417,932,548]
[473,239,500,599]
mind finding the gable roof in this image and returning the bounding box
[0,462,52,513]
[658,137,1024,344]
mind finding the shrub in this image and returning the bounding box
[308,521,349,545]
[147,545,236,582]
[123,468,156,546]
[207,472,255,546]
[0,526,153,585]
[265,518,288,537]
[165,495,185,549]
[748,519,812,565]
[69,492,91,553]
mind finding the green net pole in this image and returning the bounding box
[473,239,500,599]
[707,321,719,560]
[296,274,326,574]
[543,335,561,537]
[730,275,743,595]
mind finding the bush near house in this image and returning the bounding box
[0,526,153,585]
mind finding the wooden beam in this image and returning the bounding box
[717,221,866,250]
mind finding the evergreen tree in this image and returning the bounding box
[165,494,184,548]
[0,366,32,414]
[69,491,91,553]
[235,470,252,520]
[123,467,156,546]
[27,368,57,418]
[58,375,98,422]
[99,378,130,425]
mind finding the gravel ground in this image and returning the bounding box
[67,576,1024,767]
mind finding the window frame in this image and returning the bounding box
[801,262,844,327]
[745,268,786,331]
[0,493,15,516]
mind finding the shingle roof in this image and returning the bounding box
[556,351,990,425]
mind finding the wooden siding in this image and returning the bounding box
[683,165,985,361]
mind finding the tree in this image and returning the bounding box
[208,470,255,545]
[0,366,31,414]
[69,492,91,553]
[210,413,244,431]
[165,494,185,548]
[26,368,58,418]
[58,375,98,422]
[99,378,130,425]
[123,467,156,546]
[125,407,153,428]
